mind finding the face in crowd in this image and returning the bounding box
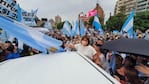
[81,36,89,46]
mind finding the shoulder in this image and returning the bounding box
[88,45,95,50]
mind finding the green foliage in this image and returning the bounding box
[134,11,149,32]
[57,22,64,30]
[106,11,149,32]
[56,21,72,30]
[106,13,127,31]
[88,16,94,25]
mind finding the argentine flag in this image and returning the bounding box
[17,4,23,22]
[71,20,79,36]
[121,10,135,38]
[62,21,71,37]
[93,16,104,35]
[0,15,62,53]
[17,4,24,49]
[80,19,86,37]
[44,20,52,30]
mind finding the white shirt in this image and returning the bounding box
[75,44,96,59]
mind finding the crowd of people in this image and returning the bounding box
[0,28,149,84]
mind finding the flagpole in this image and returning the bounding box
[78,12,84,36]
[4,31,8,41]
[78,14,80,36]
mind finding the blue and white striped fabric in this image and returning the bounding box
[6,0,12,3]
[44,20,52,30]
[121,10,134,38]
[80,19,86,37]
[71,20,79,36]
[1,31,8,43]
[93,16,104,35]
[62,21,71,37]
[17,4,23,22]
[0,15,62,53]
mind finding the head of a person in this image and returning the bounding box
[92,44,100,52]
[115,54,123,69]
[6,45,14,53]
[4,41,12,49]
[81,35,90,46]
[96,39,104,47]
[125,68,143,84]
[123,56,136,68]
[23,44,30,51]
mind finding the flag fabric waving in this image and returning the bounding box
[88,9,97,17]
[62,21,71,37]
[0,15,62,53]
[17,4,23,22]
[121,10,135,38]
[80,19,86,37]
[93,16,104,35]
[44,20,52,30]
[71,20,79,36]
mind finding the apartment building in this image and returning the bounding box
[136,0,149,13]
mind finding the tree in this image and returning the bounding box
[134,11,149,32]
[56,21,64,30]
[56,21,72,30]
[106,13,127,31]
[88,16,94,26]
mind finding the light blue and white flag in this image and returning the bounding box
[44,20,52,30]
[1,31,8,43]
[62,21,71,37]
[80,19,86,37]
[31,9,38,16]
[17,4,26,49]
[6,0,12,3]
[0,15,62,53]
[121,10,134,38]
[71,20,79,36]
[93,16,104,35]
[30,9,38,26]
[17,4,23,22]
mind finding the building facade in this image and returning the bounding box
[55,15,61,25]
[114,0,137,15]
[136,0,149,13]
[94,3,105,24]
[114,0,125,15]
[124,0,137,15]
[80,3,105,25]
[49,19,56,28]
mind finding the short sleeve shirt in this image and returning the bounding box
[75,44,96,59]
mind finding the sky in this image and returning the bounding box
[17,0,117,22]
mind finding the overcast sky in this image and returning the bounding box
[17,0,117,22]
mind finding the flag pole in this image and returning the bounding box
[4,31,8,41]
[78,14,80,36]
